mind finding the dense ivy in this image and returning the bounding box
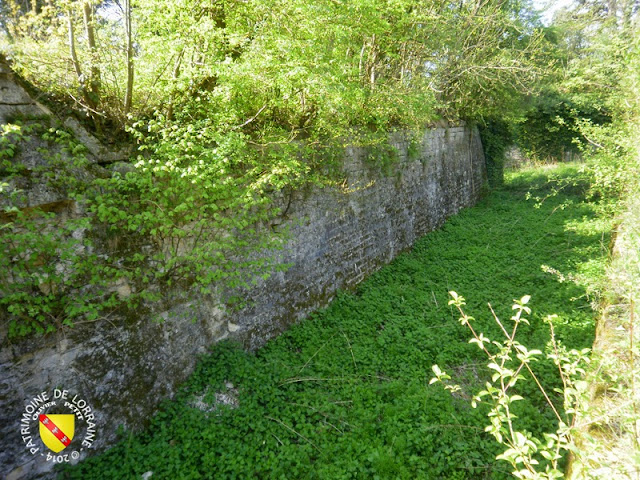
[478,118,513,188]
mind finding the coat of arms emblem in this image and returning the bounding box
[39,414,75,453]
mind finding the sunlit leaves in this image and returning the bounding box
[433,291,593,479]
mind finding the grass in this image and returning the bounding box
[60,164,614,479]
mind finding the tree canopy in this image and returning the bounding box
[1,0,548,133]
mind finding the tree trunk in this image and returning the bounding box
[123,0,134,115]
[166,49,184,122]
[83,1,100,106]
[67,13,83,81]
[68,9,100,114]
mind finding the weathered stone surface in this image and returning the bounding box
[234,127,486,350]
[62,117,130,164]
[0,56,128,166]
[0,67,486,479]
[1,298,227,480]
[0,60,51,124]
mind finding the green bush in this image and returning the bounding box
[515,89,610,164]
[0,121,290,337]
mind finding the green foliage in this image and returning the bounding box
[515,0,639,201]
[479,118,513,187]
[0,208,121,337]
[0,120,289,337]
[0,122,28,165]
[1,0,548,134]
[515,89,609,163]
[568,31,639,203]
[59,165,612,479]
[433,293,591,479]
[87,125,291,299]
[0,121,110,336]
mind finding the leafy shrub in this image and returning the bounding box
[0,120,291,337]
[433,293,591,479]
[515,89,610,164]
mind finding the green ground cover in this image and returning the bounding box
[61,164,613,479]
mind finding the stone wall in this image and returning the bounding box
[1,64,486,479]
[237,128,485,349]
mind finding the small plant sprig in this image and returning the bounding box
[430,292,590,479]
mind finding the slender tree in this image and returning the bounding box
[123,0,134,115]
[82,1,100,108]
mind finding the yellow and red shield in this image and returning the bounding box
[39,414,75,453]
